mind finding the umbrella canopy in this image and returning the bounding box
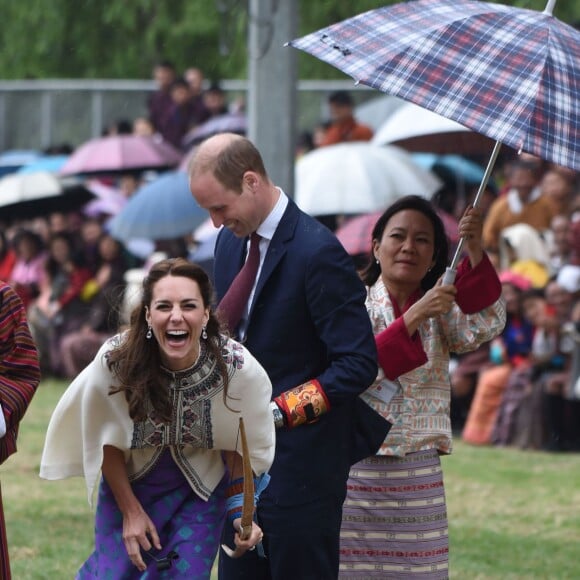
[294,142,442,216]
[182,112,247,149]
[17,154,70,174]
[0,171,94,221]
[82,180,127,218]
[288,0,580,171]
[411,154,488,187]
[107,170,208,241]
[354,95,404,132]
[0,150,41,177]
[372,101,494,156]
[335,211,382,256]
[60,135,182,176]
[335,207,460,258]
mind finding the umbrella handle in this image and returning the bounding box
[442,267,457,285]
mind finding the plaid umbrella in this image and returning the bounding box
[289,0,580,281]
[288,0,580,171]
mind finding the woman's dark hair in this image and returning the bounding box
[107,258,229,422]
[360,195,449,290]
[45,232,84,278]
[12,228,44,257]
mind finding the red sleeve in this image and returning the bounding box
[454,252,502,314]
[57,269,92,307]
[375,317,428,380]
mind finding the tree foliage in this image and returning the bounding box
[0,0,578,80]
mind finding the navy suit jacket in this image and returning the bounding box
[214,199,389,506]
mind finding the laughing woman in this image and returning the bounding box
[339,196,506,579]
[40,258,275,579]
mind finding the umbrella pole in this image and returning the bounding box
[442,139,503,284]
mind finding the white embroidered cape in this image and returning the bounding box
[40,334,275,505]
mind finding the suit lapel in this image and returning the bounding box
[249,200,299,317]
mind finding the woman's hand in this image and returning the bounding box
[416,282,457,318]
[232,519,264,555]
[122,508,162,572]
[404,279,457,335]
[458,205,484,267]
[101,445,161,572]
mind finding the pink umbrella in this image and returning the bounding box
[335,211,382,257]
[336,208,459,257]
[60,135,182,176]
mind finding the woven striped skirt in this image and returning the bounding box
[339,449,448,579]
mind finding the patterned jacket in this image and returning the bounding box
[361,255,506,457]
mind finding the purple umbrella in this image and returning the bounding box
[60,135,182,176]
[181,112,247,149]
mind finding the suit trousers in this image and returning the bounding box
[218,492,345,580]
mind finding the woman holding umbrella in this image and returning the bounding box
[340,196,505,578]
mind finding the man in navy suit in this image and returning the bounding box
[189,134,388,579]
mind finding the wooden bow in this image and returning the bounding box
[221,417,255,558]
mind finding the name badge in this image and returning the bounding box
[365,377,400,405]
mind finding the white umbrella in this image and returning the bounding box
[371,101,493,156]
[294,142,442,216]
[354,94,405,131]
[0,171,94,220]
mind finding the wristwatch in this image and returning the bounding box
[270,401,285,429]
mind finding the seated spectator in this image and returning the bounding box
[492,288,557,449]
[483,159,555,255]
[27,233,92,375]
[9,229,46,309]
[537,278,579,450]
[318,90,373,146]
[462,271,534,445]
[78,217,104,276]
[494,278,579,451]
[546,214,573,275]
[540,168,576,216]
[60,234,128,378]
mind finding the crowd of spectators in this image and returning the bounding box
[447,155,580,453]
[1,76,579,458]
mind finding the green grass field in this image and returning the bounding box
[2,380,580,579]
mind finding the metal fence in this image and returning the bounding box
[0,79,376,152]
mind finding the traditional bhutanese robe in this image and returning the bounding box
[361,254,506,457]
[40,334,275,504]
[0,281,41,580]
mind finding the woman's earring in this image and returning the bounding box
[146,325,153,339]
[202,326,207,340]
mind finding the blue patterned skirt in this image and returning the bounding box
[78,448,226,579]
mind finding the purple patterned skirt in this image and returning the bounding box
[340,449,449,579]
[78,449,226,579]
